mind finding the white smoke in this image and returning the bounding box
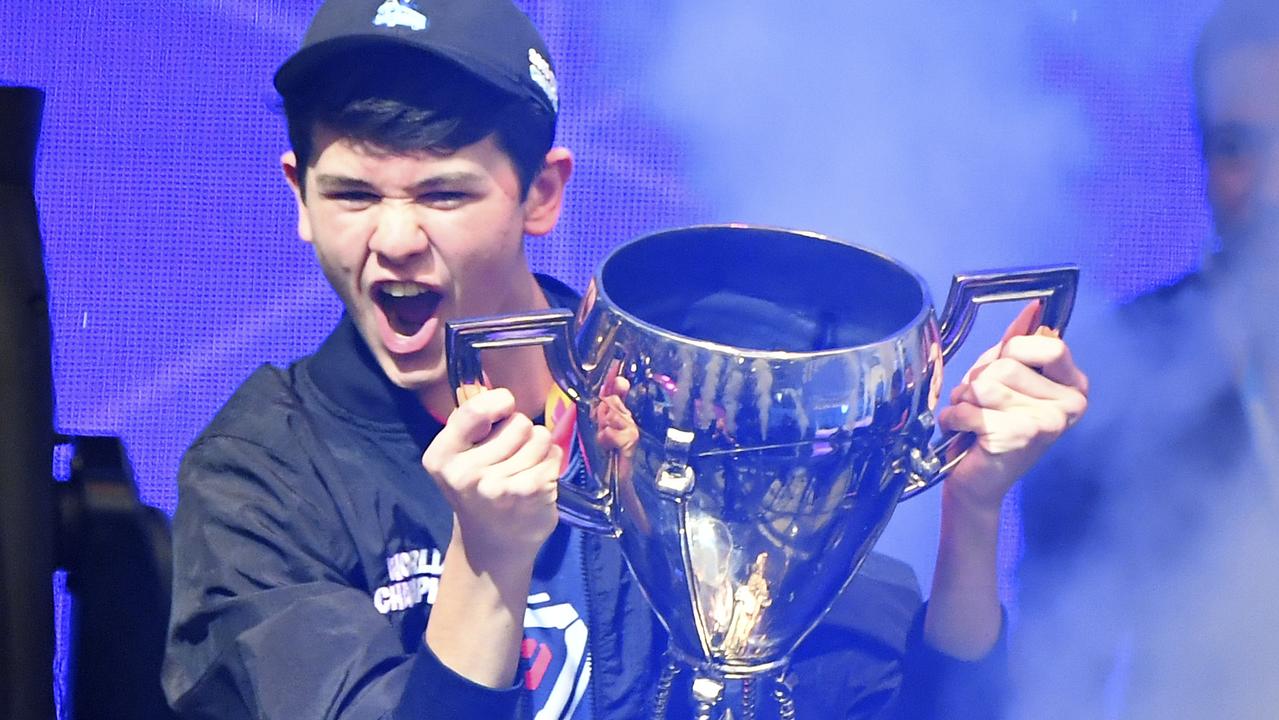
[594,2,1279,717]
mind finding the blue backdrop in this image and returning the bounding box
[1,0,1219,713]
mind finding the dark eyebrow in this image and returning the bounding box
[313,175,376,192]
[407,172,486,193]
[311,172,486,194]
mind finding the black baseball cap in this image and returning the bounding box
[274,0,558,120]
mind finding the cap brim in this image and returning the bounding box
[273,34,514,101]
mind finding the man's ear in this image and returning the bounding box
[522,147,573,237]
[281,150,314,244]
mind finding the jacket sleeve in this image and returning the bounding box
[887,602,1009,720]
[162,434,521,720]
[808,554,1008,720]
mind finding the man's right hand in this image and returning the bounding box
[422,386,563,570]
[419,385,563,688]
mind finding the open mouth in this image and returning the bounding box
[375,281,442,338]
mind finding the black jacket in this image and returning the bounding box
[163,276,1006,720]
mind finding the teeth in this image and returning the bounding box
[381,282,428,298]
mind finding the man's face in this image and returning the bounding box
[1201,42,1279,251]
[283,126,567,397]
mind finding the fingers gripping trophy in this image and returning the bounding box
[447,225,1076,720]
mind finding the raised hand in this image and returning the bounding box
[422,385,564,567]
[937,301,1090,513]
[420,384,565,687]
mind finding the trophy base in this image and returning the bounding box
[649,652,797,720]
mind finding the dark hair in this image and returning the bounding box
[1193,0,1279,125]
[282,46,555,197]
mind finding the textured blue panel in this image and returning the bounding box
[0,0,1220,714]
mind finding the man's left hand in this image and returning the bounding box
[936,301,1090,513]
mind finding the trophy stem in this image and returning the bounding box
[691,676,725,720]
[650,654,681,720]
[772,670,798,720]
[740,677,759,720]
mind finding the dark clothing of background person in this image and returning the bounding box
[1021,271,1252,589]
[1016,267,1276,718]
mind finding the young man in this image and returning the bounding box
[162,1,1088,718]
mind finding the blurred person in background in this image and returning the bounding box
[1018,0,1279,717]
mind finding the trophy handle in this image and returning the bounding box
[445,308,616,534]
[899,265,1079,500]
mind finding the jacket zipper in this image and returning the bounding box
[580,528,603,720]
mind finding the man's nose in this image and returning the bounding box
[369,204,428,264]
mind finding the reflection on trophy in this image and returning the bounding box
[448,225,1076,719]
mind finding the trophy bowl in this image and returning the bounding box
[448,225,1076,717]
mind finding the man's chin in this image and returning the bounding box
[381,362,441,392]
[368,345,439,387]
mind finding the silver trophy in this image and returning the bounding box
[447,225,1076,719]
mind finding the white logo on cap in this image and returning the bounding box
[373,0,428,31]
[528,48,558,112]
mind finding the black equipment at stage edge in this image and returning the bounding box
[0,86,177,720]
